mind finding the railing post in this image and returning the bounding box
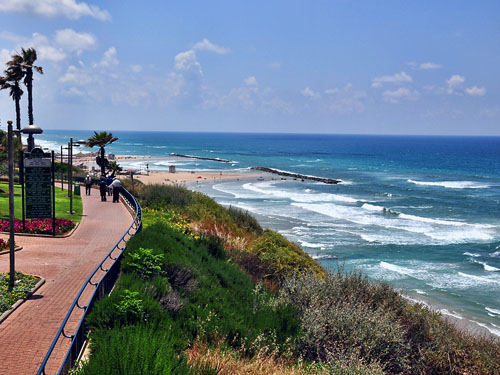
[37,188,142,375]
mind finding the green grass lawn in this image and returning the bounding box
[0,182,83,222]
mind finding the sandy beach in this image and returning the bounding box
[134,170,264,185]
[72,154,266,186]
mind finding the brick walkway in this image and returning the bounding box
[0,189,133,374]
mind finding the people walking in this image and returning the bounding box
[99,176,107,202]
[84,174,92,195]
[106,176,113,196]
[111,177,122,203]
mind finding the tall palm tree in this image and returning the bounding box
[108,161,122,178]
[0,66,24,132]
[9,48,43,125]
[86,131,118,176]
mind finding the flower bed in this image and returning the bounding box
[0,238,7,250]
[0,218,76,235]
[0,272,39,315]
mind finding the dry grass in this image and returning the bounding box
[189,220,253,252]
[186,340,330,375]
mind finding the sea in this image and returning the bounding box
[34,130,500,337]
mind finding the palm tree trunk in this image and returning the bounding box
[100,146,105,176]
[14,96,22,144]
[26,69,33,125]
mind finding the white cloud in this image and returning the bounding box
[193,39,230,55]
[244,76,258,86]
[63,87,85,97]
[174,50,201,73]
[269,61,281,69]
[419,62,442,70]
[0,0,111,21]
[59,65,90,85]
[301,86,320,99]
[0,31,26,43]
[130,65,143,73]
[55,29,96,52]
[324,83,366,113]
[372,72,412,88]
[446,74,465,88]
[446,74,465,95]
[407,61,442,70]
[38,45,66,62]
[96,47,119,68]
[0,48,11,66]
[382,87,419,103]
[465,86,486,96]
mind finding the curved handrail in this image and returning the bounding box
[37,187,142,375]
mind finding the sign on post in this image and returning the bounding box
[25,156,52,218]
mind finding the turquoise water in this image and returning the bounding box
[36,130,500,336]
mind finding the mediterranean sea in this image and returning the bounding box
[36,130,500,337]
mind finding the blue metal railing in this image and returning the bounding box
[37,188,142,375]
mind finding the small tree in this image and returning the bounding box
[108,161,122,178]
[0,66,24,132]
[85,131,118,176]
[9,48,43,125]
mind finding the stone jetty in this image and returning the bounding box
[251,167,341,184]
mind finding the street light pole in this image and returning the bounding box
[60,145,64,190]
[68,138,74,213]
[7,121,16,288]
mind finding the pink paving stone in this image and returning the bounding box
[0,190,133,375]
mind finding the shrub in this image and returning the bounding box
[73,325,191,375]
[139,184,193,209]
[280,273,410,373]
[227,205,263,234]
[251,230,326,282]
[123,247,164,279]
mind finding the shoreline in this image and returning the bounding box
[73,153,500,340]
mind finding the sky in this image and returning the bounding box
[0,0,499,135]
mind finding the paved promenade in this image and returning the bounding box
[0,189,132,374]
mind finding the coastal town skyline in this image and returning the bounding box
[0,0,499,135]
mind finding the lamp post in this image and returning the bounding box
[21,124,43,152]
[67,138,86,214]
[7,121,16,288]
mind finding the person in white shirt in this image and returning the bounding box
[111,178,122,203]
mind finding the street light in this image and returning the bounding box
[67,138,86,214]
[21,124,43,152]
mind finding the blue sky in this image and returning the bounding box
[0,0,499,135]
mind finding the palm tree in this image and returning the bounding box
[0,66,24,132]
[108,161,122,177]
[85,131,118,176]
[9,48,43,125]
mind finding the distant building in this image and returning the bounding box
[169,165,176,173]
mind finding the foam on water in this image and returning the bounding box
[293,202,496,245]
[298,239,326,248]
[241,181,360,203]
[408,179,491,189]
[439,309,464,320]
[485,307,500,315]
[472,259,500,272]
[469,321,500,337]
[464,252,481,258]
[458,272,500,285]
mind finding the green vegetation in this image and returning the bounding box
[0,182,82,222]
[0,272,39,315]
[85,131,118,176]
[76,184,500,374]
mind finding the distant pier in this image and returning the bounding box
[170,153,233,163]
[251,167,341,184]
